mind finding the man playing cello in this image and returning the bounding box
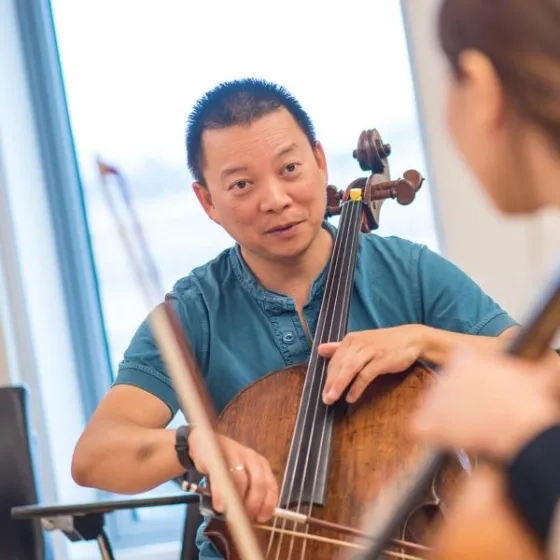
[72,77,519,558]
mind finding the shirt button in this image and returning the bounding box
[282,332,295,344]
[270,304,282,315]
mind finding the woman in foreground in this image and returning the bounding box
[410,0,560,555]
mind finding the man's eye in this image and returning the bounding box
[233,180,247,189]
[285,163,299,173]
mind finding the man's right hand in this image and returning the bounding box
[187,427,279,523]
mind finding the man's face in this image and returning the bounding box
[193,108,328,262]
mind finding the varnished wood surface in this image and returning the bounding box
[206,362,468,559]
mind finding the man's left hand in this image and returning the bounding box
[318,325,424,405]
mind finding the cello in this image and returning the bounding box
[353,266,560,560]
[200,129,471,559]
[99,128,471,559]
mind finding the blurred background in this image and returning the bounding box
[1,1,559,559]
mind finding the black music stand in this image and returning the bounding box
[11,492,201,560]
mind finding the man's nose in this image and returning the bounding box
[259,180,292,212]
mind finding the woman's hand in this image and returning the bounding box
[410,348,560,462]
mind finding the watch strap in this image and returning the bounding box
[175,424,195,471]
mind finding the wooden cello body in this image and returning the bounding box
[202,130,471,559]
[208,364,468,559]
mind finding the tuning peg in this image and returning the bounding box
[403,169,424,191]
[393,180,416,205]
[392,170,424,205]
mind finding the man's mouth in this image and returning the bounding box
[267,221,301,233]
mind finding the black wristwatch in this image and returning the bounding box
[175,424,196,471]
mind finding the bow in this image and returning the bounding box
[96,157,264,560]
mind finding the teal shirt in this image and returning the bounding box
[114,221,516,558]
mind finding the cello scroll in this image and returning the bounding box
[325,129,424,232]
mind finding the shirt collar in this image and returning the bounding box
[230,220,337,308]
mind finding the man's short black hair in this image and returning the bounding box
[185,78,317,185]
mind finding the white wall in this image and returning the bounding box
[0,0,92,558]
[0,3,184,558]
[0,143,66,560]
[0,142,20,388]
[0,290,12,387]
[0,234,13,387]
[401,0,560,346]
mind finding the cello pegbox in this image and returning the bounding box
[323,128,424,232]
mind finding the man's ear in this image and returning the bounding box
[313,141,329,186]
[192,182,221,225]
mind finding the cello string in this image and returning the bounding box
[314,195,431,557]
[294,198,363,560]
[291,199,360,560]
[268,199,357,558]
[297,201,360,560]
[254,525,424,560]
[267,199,354,559]
[185,480,429,554]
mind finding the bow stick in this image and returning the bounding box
[95,157,264,560]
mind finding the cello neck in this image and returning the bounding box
[277,191,366,510]
[313,194,365,347]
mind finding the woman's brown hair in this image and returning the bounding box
[438,0,560,151]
